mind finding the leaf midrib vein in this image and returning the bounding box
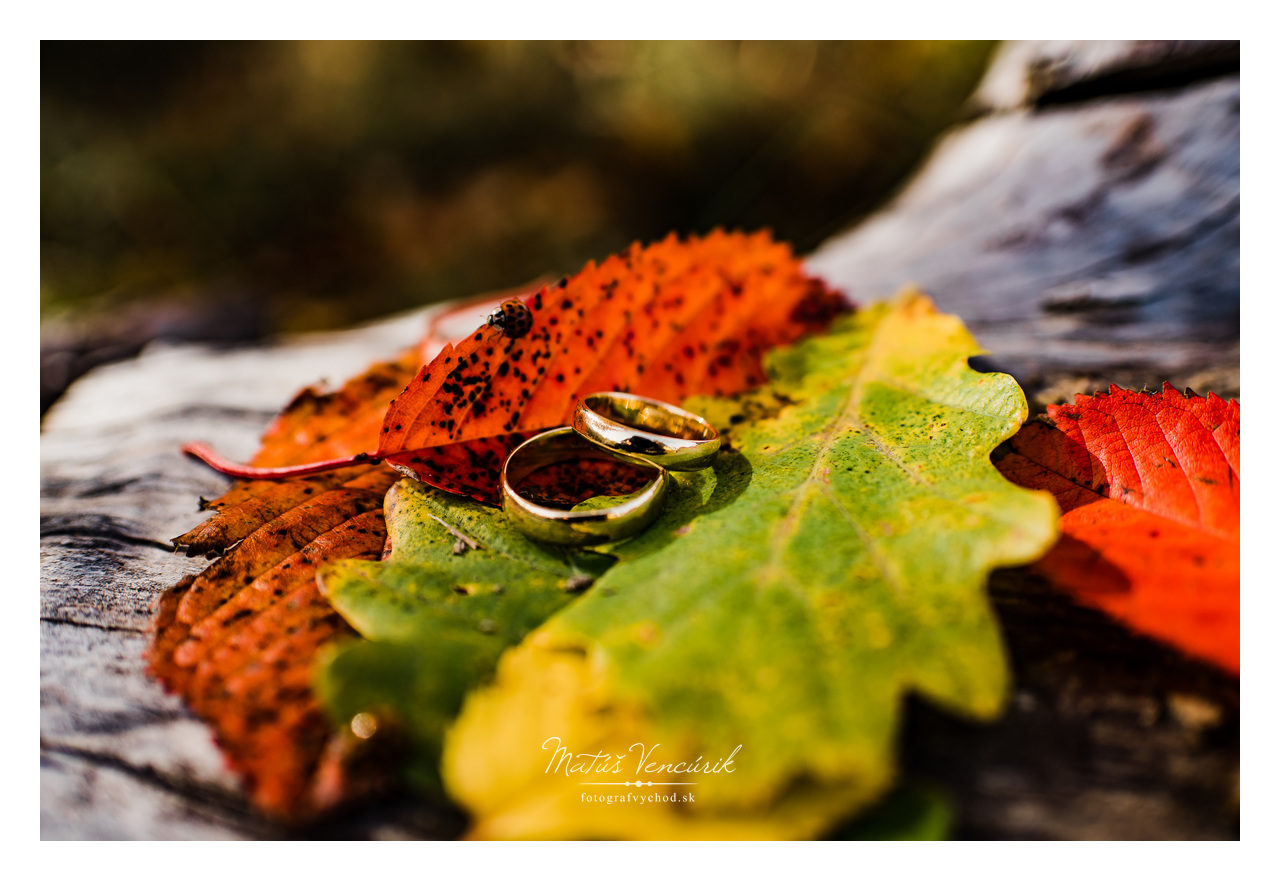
[760,311,1033,592]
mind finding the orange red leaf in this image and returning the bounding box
[377,230,849,499]
[996,383,1239,673]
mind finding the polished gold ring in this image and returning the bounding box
[572,391,721,472]
[501,427,671,546]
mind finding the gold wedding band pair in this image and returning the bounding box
[501,392,721,546]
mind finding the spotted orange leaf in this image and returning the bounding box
[377,230,849,499]
[996,383,1239,673]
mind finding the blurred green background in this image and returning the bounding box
[41,40,995,410]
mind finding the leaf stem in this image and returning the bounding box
[181,442,382,479]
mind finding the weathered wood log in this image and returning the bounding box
[809,43,1239,402]
[40,40,1239,839]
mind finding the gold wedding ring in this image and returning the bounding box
[501,427,670,546]
[572,391,721,471]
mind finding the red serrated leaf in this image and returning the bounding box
[997,383,1239,673]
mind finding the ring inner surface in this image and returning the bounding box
[591,394,714,441]
[507,432,656,509]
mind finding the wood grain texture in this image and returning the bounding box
[40,40,1239,839]
[808,42,1239,401]
[40,311,463,839]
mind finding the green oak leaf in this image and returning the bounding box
[441,291,1058,839]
